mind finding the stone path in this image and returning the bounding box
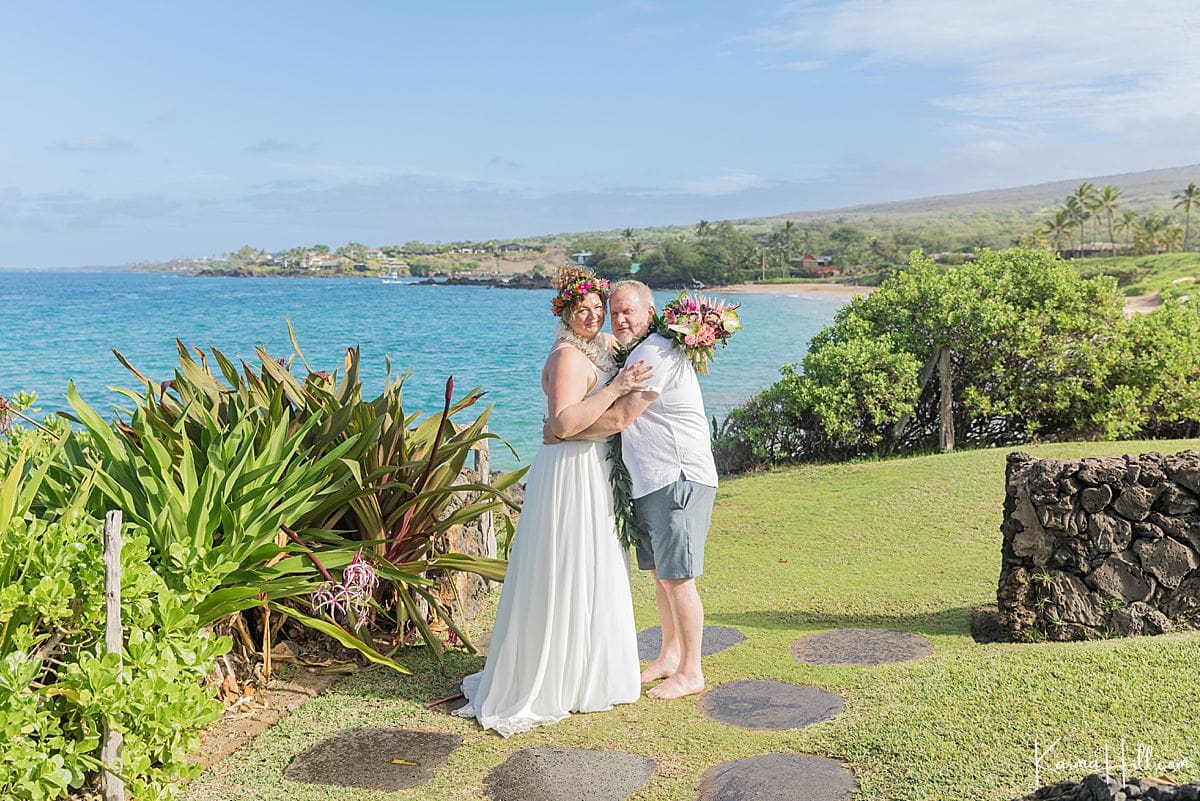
[699,679,844,730]
[790,629,934,666]
[637,624,746,660]
[696,754,857,801]
[291,625,928,797]
[483,747,656,801]
[283,727,461,791]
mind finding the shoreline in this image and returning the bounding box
[719,281,874,299]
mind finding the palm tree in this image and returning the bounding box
[1173,182,1200,252]
[1071,183,1098,250]
[1161,222,1185,253]
[1116,209,1139,252]
[1063,196,1089,252]
[696,220,711,239]
[779,220,799,261]
[1095,185,1122,263]
[1038,208,1072,251]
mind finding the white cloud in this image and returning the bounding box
[743,1,1200,137]
[676,172,766,196]
[766,59,824,72]
[50,134,134,153]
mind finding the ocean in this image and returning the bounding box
[0,271,849,469]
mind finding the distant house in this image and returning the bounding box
[789,254,838,278]
[500,243,534,252]
[571,251,592,265]
[364,249,386,260]
[1057,242,1125,259]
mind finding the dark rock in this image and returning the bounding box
[1081,485,1115,513]
[1165,452,1200,494]
[1015,525,1057,565]
[1048,572,1106,628]
[1112,485,1162,522]
[637,625,745,661]
[1017,774,1200,801]
[997,566,1039,636]
[699,680,844,730]
[1132,522,1164,541]
[284,728,461,791]
[1046,622,1102,641]
[1089,513,1133,553]
[1133,537,1199,589]
[1111,602,1174,636]
[1078,457,1127,486]
[1052,540,1091,574]
[1039,499,1078,532]
[1155,485,1200,515]
[1148,513,1200,551]
[1087,555,1153,603]
[790,629,934,666]
[482,747,655,801]
[696,753,856,801]
[1161,575,1200,621]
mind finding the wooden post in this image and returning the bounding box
[938,347,955,452]
[101,510,125,801]
[474,429,495,563]
[883,348,941,456]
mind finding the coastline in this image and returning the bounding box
[719,281,874,299]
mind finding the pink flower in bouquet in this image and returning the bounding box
[684,333,698,346]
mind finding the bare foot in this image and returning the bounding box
[640,659,678,683]
[646,672,704,700]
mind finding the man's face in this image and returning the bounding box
[609,289,654,346]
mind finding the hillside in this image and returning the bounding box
[768,163,1200,221]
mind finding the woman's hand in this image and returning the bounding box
[610,360,653,395]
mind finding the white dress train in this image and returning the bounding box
[454,357,641,737]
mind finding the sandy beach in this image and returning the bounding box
[720,281,874,299]
[723,280,1161,316]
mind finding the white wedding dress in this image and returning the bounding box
[454,346,641,736]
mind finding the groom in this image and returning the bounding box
[550,279,718,700]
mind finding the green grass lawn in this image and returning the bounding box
[184,439,1200,801]
[1072,252,1200,298]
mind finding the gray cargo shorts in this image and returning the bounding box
[632,473,717,580]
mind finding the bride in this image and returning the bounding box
[455,266,650,736]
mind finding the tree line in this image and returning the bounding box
[1031,181,1200,256]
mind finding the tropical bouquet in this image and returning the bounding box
[655,292,742,374]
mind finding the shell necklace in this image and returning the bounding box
[555,322,616,372]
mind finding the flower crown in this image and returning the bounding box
[550,274,610,317]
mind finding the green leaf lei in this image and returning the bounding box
[607,331,652,549]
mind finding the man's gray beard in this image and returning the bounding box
[615,328,647,347]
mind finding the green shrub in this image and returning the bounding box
[1,446,227,800]
[715,248,1200,471]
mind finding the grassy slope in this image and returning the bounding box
[1072,252,1200,298]
[185,439,1200,801]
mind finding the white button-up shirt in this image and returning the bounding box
[621,333,719,499]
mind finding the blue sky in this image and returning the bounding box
[2,1,1198,267]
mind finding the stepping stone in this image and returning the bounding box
[790,629,933,666]
[696,753,856,801]
[284,727,461,791]
[483,746,656,801]
[699,680,843,730]
[637,625,745,661]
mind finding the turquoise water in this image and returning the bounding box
[0,271,848,468]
